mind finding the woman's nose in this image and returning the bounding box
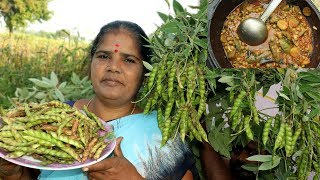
[106,57,121,73]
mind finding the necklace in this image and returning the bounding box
[86,97,136,115]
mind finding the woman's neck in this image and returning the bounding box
[87,97,139,121]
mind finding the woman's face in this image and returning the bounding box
[90,30,144,105]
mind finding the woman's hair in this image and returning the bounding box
[90,20,152,65]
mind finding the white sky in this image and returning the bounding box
[0,0,199,41]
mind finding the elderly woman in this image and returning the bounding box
[0,21,198,180]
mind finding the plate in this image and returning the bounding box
[0,120,116,170]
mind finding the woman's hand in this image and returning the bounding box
[83,137,144,180]
[0,158,23,178]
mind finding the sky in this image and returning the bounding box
[0,0,199,41]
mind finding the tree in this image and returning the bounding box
[0,0,52,34]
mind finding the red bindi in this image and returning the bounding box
[114,49,119,53]
[115,44,120,47]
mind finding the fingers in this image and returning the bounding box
[114,137,124,157]
[87,171,107,180]
[83,157,119,172]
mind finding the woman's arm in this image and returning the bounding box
[199,141,232,180]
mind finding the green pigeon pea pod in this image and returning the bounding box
[262,118,273,146]
[161,87,169,102]
[197,66,206,99]
[40,125,72,136]
[273,114,281,134]
[284,123,293,157]
[90,141,104,158]
[83,120,90,145]
[0,142,72,159]
[46,100,72,110]
[0,131,13,138]
[250,103,259,125]
[186,63,197,103]
[24,103,32,117]
[49,132,84,149]
[5,151,26,158]
[0,137,36,147]
[78,121,86,146]
[168,107,184,137]
[161,117,172,146]
[143,98,153,114]
[0,124,26,131]
[150,93,160,109]
[57,116,74,136]
[22,129,80,161]
[157,108,164,130]
[167,63,176,98]
[94,143,108,160]
[179,114,187,142]
[83,106,105,131]
[155,61,166,95]
[82,137,98,162]
[11,125,24,142]
[244,116,254,141]
[194,115,208,142]
[73,111,96,128]
[164,97,175,120]
[274,121,286,151]
[22,135,55,147]
[147,64,159,91]
[26,118,61,129]
[231,109,242,131]
[187,114,202,142]
[196,97,207,122]
[297,149,308,180]
[230,90,246,119]
[313,161,320,178]
[290,123,302,154]
[1,117,13,125]
[44,108,75,116]
[71,119,80,136]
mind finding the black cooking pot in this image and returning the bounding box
[208,0,320,68]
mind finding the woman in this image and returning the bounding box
[0,21,198,180]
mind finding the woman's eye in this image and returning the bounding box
[97,54,110,59]
[124,58,135,63]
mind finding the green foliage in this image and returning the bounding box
[0,0,52,33]
[205,68,320,179]
[12,72,94,105]
[0,32,90,108]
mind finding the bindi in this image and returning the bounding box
[114,44,120,53]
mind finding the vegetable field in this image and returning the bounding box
[0,32,90,108]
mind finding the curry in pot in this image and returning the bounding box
[220,0,313,68]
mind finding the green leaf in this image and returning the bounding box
[208,127,231,158]
[71,73,81,85]
[241,164,259,172]
[54,89,65,102]
[247,155,273,162]
[35,92,46,99]
[29,78,53,88]
[157,12,170,22]
[142,61,153,71]
[258,156,281,171]
[58,82,67,90]
[50,71,58,86]
[218,76,234,87]
[173,0,184,15]
[278,92,290,101]
[160,21,179,33]
[193,38,207,49]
